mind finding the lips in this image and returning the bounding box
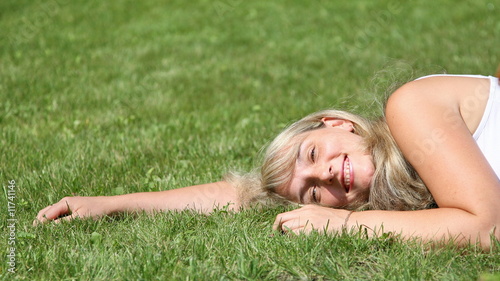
[342,156,353,193]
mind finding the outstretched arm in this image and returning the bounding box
[34,181,239,225]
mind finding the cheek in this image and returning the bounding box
[362,160,376,185]
[321,187,348,207]
[356,156,375,186]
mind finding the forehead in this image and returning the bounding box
[294,126,329,145]
[275,176,301,203]
[273,130,321,203]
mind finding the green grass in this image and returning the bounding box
[1,0,499,280]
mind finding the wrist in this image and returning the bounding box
[101,194,132,215]
[343,210,354,229]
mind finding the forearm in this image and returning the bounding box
[347,208,498,248]
[106,181,240,215]
[34,181,240,224]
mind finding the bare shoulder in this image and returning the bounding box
[386,75,490,134]
[384,75,499,212]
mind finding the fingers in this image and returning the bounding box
[272,205,339,235]
[53,213,80,224]
[273,211,293,231]
[273,210,310,234]
[272,215,283,231]
[33,197,73,226]
[33,205,55,226]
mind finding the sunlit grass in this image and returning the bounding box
[1,0,499,279]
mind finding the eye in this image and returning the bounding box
[310,147,316,162]
[311,186,318,203]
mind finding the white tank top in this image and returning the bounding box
[416,74,500,178]
[472,75,500,178]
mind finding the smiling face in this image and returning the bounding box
[275,119,375,208]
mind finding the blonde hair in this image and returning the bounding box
[228,109,436,211]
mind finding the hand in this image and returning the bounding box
[33,196,113,225]
[273,205,353,235]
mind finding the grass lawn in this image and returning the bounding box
[1,0,499,280]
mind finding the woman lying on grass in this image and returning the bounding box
[35,73,500,249]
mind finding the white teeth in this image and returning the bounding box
[344,158,351,191]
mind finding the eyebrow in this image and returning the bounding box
[292,136,309,204]
[298,187,305,204]
[296,148,308,205]
[296,140,306,164]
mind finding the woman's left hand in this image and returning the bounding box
[273,205,352,235]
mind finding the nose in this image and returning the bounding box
[318,165,335,184]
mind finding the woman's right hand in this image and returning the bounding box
[33,196,114,225]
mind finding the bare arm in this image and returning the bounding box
[348,208,496,246]
[385,75,500,247]
[275,76,500,249]
[274,204,497,247]
[34,181,239,225]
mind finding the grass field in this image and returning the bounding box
[1,0,500,280]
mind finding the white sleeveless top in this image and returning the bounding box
[472,75,500,178]
[417,74,500,178]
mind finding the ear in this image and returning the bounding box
[321,117,354,132]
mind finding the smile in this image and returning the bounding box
[342,156,353,193]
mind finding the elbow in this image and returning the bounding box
[488,214,500,246]
[476,211,500,250]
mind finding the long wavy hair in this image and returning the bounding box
[227,109,436,211]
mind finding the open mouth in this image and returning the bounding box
[342,156,353,193]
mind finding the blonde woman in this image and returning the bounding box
[35,73,500,249]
